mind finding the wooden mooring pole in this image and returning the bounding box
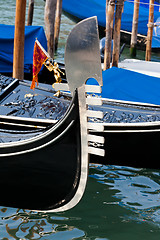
[104,0,115,70]
[13,0,26,80]
[44,0,57,58]
[145,0,154,61]
[112,0,124,67]
[27,0,34,26]
[54,0,62,51]
[130,0,140,57]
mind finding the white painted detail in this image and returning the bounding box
[86,97,102,106]
[87,122,104,132]
[88,147,105,156]
[88,134,104,144]
[87,110,103,119]
[54,83,69,91]
[85,85,101,93]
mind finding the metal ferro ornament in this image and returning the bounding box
[44,59,64,83]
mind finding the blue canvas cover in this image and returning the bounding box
[0,24,47,73]
[87,67,160,105]
[62,0,160,48]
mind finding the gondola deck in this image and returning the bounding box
[0,77,69,120]
[1,73,160,125]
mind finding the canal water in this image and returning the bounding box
[0,0,160,239]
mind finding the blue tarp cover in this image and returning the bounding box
[62,0,160,48]
[0,24,47,73]
[87,67,160,105]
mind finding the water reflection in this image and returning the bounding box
[0,208,85,239]
[90,164,160,228]
[1,164,160,239]
[92,165,160,210]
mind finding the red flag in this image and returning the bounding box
[31,40,48,90]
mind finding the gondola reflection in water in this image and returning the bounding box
[0,17,105,212]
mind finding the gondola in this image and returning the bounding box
[0,24,65,83]
[2,75,160,170]
[89,98,160,169]
[1,50,160,171]
[0,24,47,78]
[0,17,105,212]
[62,0,160,50]
[1,14,160,185]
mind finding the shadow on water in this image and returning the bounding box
[1,164,160,240]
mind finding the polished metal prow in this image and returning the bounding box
[55,17,105,158]
[65,16,103,95]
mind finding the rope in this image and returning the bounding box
[124,0,160,7]
[108,0,160,7]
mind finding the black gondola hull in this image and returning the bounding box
[91,128,160,169]
[0,92,84,212]
[88,100,160,169]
